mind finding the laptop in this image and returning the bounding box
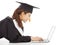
[31,25,56,43]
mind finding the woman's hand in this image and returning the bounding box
[31,36,43,41]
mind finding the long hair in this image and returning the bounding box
[12,7,30,30]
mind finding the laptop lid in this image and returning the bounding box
[47,26,56,41]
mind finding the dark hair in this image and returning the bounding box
[12,7,30,30]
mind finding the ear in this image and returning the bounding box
[21,12,25,15]
[19,12,25,17]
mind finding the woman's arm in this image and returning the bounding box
[9,36,43,43]
[9,36,31,43]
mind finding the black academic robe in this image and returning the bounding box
[0,16,31,43]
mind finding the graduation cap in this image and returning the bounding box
[16,1,40,13]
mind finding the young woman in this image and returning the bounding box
[0,1,43,43]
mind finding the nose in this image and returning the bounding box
[29,18,31,22]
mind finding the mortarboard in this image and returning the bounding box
[16,1,40,13]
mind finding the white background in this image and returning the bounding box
[0,0,60,45]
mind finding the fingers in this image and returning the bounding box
[31,36,44,41]
[39,38,43,41]
[36,37,43,41]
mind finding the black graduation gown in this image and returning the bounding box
[0,16,31,43]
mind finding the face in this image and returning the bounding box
[19,12,31,23]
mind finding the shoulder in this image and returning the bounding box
[0,16,13,25]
